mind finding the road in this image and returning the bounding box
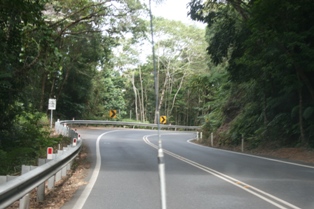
[62,128,314,209]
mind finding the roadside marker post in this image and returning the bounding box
[47,147,53,160]
[73,138,77,146]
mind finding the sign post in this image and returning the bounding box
[48,99,56,129]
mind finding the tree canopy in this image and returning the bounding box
[188,0,314,147]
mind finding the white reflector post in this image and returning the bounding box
[73,138,77,146]
[47,147,53,159]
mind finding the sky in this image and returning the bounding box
[151,0,205,28]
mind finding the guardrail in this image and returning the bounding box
[0,120,200,208]
[60,120,201,131]
[0,121,80,209]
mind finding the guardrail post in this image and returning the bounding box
[37,159,47,202]
[0,176,6,184]
[20,165,36,209]
[196,132,199,141]
[57,150,67,177]
[66,145,72,171]
[47,155,56,190]
[19,194,30,209]
[55,150,63,182]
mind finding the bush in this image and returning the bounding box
[0,111,70,175]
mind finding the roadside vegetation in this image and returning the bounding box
[1,0,314,174]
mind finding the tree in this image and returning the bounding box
[188,0,314,147]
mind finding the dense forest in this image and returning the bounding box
[0,0,313,174]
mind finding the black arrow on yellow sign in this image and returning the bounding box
[160,116,166,124]
[110,110,117,118]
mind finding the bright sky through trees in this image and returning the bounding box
[152,0,205,27]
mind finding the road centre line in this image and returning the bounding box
[143,135,301,209]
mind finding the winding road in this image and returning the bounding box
[61,128,314,209]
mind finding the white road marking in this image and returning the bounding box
[143,135,301,209]
[73,130,119,209]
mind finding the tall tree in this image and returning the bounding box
[188,0,314,147]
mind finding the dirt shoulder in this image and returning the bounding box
[248,147,314,165]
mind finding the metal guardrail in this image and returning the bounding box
[0,121,80,209]
[0,120,200,208]
[61,120,201,131]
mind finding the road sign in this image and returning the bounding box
[48,99,56,110]
[47,147,53,159]
[160,116,167,124]
[110,110,117,118]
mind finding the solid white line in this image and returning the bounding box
[143,135,301,209]
[73,130,119,209]
[187,139,314,169]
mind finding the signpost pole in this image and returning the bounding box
[50,110,53,129]
[149,1,166,208]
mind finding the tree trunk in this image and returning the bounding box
[296,67,314,103]
[139,67,145,122]
[297,73,306,144]
[57,67,70,100]
[40,73,47,112]
[158,71,169,118]
[170,73,186,116]
[131,72,138,121]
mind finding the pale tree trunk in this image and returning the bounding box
[57,67,70,100]
[131,72,139,121]
[139,67,145,121]
[158,75,168,117]
[157,57,171,119]
[154,53,161,124]
[170,73,186,116]
[136,88,142,121]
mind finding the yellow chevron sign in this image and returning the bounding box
[110,110,117,118]
[160,116,166,124]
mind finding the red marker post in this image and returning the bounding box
[47,147,53,159]
[73,138,77,146]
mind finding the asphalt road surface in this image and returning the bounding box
[62,128,314,209]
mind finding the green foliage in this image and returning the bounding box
[0,111,66,175]
[0,0,147,173]
[189,0,314,148]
